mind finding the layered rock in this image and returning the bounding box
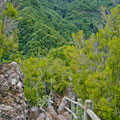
[0,62,27,120]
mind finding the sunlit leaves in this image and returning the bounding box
[3,3,18,18]
[64,5,120,120]
[0,2,18,58]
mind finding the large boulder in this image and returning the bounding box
[54,115,68,120]
[0,62,27,120]
[57,98,67,114]
[37,112,53,120]
[29,107,41,120]
[46,106,57,119]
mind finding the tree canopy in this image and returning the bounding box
[17,0,120,56]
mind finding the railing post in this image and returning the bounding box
[77,99,82,113]
[84,100,93,120]
[77,99,83,120]
[71,98,75,113]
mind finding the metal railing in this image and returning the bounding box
[48,96,101,120]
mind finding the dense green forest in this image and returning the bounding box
[0,0,120,120]
[12,0,120,56]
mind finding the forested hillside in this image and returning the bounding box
[18,0,78,56]
[14,0,120,56]
[0,0,120,120]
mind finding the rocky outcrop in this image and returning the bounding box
[0,0,7,9]
[28,107,42,120]
[54,114,69,120]
[0,62,27,120]
[29,96,72,120]
[36,95,71,120]
[36,106,71,120]
[57,98,67,114]
[0,62,72,120]
[50,94,63,110]
[46,106,57,119]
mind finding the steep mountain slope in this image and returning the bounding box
[16,0,120,56]
[39,0,120,38]
[18,0,78,56]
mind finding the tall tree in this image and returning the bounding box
[0,2,18,58]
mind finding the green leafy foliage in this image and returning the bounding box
[21,57,47,106]
[18,0,78,57]
[3,2,18,17]
[39,0,120,38]
[47,59,70,94]
[21,56,70,106]
[17,0,120,56]
[38,95,49,108]
[0,2,18,58]
[1,1,120,120]
[64,5,120,119]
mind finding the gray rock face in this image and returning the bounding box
[37,113,46,120]
[54,114,68,120]
[57,98,67,114]
[0,62,27,120]
[46,106,57,119]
